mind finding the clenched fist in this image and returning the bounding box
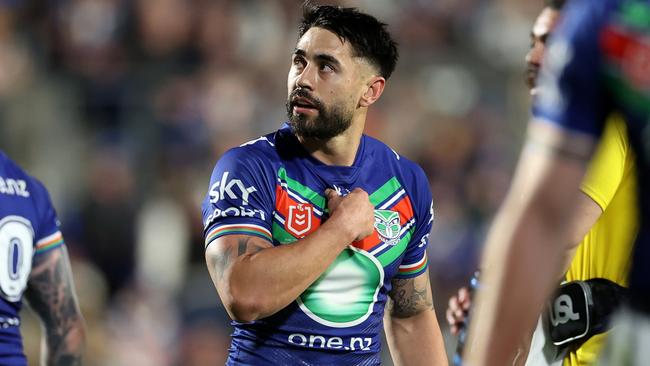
[326,188,375,243]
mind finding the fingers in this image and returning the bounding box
[325,188,342,213]
[446,286,474,335]
[450,324,459,335]
[325,188,337,199]
[458,286,472,310]
[446,298,462,335]
[446,302,458,330]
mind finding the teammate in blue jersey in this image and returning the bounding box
[0,151,85,365]
[201,5,448,366]
[466,0,650,365]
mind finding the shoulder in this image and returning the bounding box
[211,131,280,174]
[364,136,429,188]
[0,152,48,201]
[229,131,278,160]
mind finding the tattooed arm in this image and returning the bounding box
[205,189,376,323]
[206,224,356,323]
[24,246,85,366]
[384,272,448,366]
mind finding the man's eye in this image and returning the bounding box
[321,64,334,72]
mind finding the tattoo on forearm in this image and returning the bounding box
[388,278,433,318]
[238,237,265,255]
[25,248,83,366]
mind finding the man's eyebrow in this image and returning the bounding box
[530,31,551,44]
[315,53,341,67]
[293,48,341,67]
[293,48,306,57]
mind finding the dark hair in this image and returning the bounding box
[298,5,399,79]
[545,0,566,10]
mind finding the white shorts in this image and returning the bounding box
[596,308,650,366]
[524,317,565,366]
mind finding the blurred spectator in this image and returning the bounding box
[66,144,138,300]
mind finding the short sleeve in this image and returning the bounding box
[395,166,433,279]
[580,115,629,210]
[532,0,611,137]
[31,179,64,255]
[201,148,275,249]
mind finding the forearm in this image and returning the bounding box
[385,309,448,366]
[471,220,565,365]
[43,316,85,366]
[208,219,353,321]
[468,189,578,364]
[26,246,86,366]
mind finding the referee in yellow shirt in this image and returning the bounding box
[445,1,637,365]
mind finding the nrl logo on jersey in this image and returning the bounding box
[286,203,313,238]
[373,210,401,245]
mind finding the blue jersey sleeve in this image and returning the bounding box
[532,0,611,137]
[201,147,275,249]
[395,165,432,279]
[31,179,64,255]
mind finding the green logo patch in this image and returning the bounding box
[373,210,401,245]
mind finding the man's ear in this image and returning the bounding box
[359,76,386,108]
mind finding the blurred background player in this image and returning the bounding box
[201,5,448,365]
[446,0,637,364]
[0,151,85,365]
[466,0,650,365]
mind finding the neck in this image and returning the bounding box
[297,113,366,166]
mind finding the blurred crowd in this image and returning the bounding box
[1,0,543,364]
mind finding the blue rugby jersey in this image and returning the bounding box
[201,125,434,365]
[0,151,65,365]
[532,0,650,311]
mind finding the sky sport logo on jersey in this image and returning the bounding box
[208,171,257,205]
[203,171,265,228]
[373,210,401,245]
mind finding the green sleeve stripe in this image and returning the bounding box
[204,228,272,248]
[34,239,64,254]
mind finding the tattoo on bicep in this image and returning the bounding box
[25,248,83,366]
[212,247,232,280]
[211,237,266,280]
[388,278,433,318]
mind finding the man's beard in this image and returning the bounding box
[526,63,540,93]
[286,88,353,140]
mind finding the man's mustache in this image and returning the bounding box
[526,63,540,90]
[289,88,324,111]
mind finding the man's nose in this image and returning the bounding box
[295,64,316,90]
[525,42,544,65]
